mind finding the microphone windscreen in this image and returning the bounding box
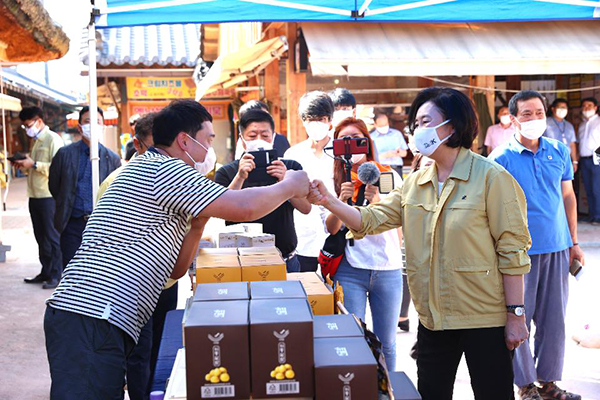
[357,162,380,185]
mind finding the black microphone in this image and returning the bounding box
[357,162,380,185]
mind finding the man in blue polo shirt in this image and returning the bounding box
[489,90,584,400]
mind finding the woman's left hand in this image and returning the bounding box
[364,184,380,203]
[505,314,529,350]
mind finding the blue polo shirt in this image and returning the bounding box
[489,136,573,255]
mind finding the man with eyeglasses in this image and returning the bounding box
[15,106,64,289]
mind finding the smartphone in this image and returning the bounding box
[570,259,583,280]
[332,137,369,158]
[7,152,26,162]
[248,149,278,168]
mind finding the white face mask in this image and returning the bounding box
[25,121,41,138]
[583,109,597,119]
[500,115,512,125]
[242,136,274,152]
[80,124,91,140]
[555,108,568,119]
[375,125,390,134]
[332,110,353,128]
[185,134,215,175]
[516,118,546,140]
[413,120,451,157]
[304,121,331,142]
[351,153,365,164]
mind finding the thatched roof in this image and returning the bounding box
[0,0,69,62]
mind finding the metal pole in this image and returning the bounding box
[88,8,100,208]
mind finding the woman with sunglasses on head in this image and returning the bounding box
[325,117,404,372]
[309,87,531,400]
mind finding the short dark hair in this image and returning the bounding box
[551,98,568,109]
[239,109,274,133]
[134,113,155,140]
[19,106,44,122]
[328,88,356,109]
[239,100,270,118]
[152,100,212,147]
[78,106,105,123]
[407,87,479,150]
[298,91,334,121]
[508,90,546,116]
[582,97,598,107]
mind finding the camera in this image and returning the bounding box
[332,137,369,159]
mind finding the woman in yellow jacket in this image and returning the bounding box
[308,87,530,400]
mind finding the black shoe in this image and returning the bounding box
[42,279,59,289]
[398,319,410,332]
[24,274,49,284]
[579,216,593,223]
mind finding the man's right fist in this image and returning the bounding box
[236,153,256,180]
[283,170,309,198]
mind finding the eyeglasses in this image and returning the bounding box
[21,119,39,130]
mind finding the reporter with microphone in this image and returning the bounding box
[325,117,404,372]
[310,88,531,400]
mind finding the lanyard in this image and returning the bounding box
[551,117,567,143]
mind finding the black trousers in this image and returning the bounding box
[126,317,153,400]
[417,323,514,400]
[44,306,134,399]
[150,282,179,377]
[29,198,62,280]
[60,217,87,268]
[297,255,318,272]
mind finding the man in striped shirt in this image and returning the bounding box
[44,100,309,399]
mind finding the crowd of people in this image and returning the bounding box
[12,85,599,400]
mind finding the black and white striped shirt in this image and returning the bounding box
[47,149,227,342]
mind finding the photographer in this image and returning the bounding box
[215,109,311,272]
[324,117,403,372]
[309,88,530,400]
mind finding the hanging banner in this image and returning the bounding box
[126,77,196,100]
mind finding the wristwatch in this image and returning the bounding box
[506,305,525,317]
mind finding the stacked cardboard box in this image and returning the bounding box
[196,248,286,285]
[218,223,273,248]
[287,272,334,315]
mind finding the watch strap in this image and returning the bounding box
[506,304,525,309]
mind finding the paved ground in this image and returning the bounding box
[0,177,599,399]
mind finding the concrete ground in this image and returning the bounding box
[0,176,599,399]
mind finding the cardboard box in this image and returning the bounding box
[240,255,286,282]
[287,273,334,316]
[314,337,378,400]
[196,255,241,284]
[250,299,314,398]
[218,224,263,248]
[236,233,276,248]
[198,248,239,257]
[185,300,251,400]
[237,247,282,257]
[389,371,422,400]
[250,281,307,300]
[313,314,364,339]
[194,282,250,302]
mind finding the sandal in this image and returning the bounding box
[538,382,581,400]
[518,383,542,400]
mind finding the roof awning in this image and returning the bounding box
[0,93,21,112]
[195,36,288,99]
[303,21,600,76]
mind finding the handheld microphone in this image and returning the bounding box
[357,162,380,185]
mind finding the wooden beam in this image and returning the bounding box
[285,23,306,146]
[264,30,281,133]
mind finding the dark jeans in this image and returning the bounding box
[400,271,411,318]
[285,254,301,272]
[297,255,318,272]
[44,306,135,400]
[126,317,153,400]
[60,217,87,268]
[580,157,600,220]
[150,282,179,377]
[29,198,62,280]
[417,323,514,400]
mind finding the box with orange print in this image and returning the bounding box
[250,298,314,398]
[184,300,250,400]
